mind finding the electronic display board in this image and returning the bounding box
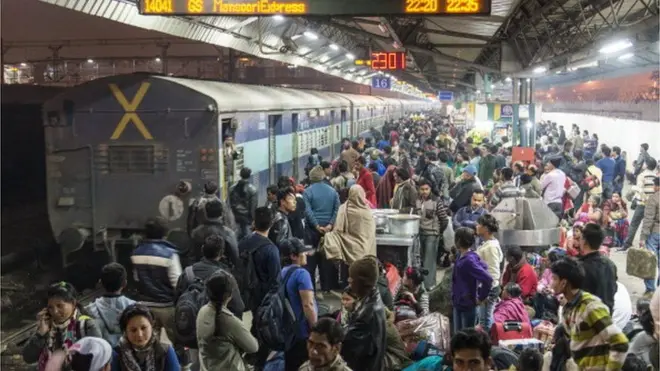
[139,0,491,16]
[371,52,406,71]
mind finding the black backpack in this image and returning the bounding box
[174,266,207,348]
[253,267,301,351]
[235,241,267,311]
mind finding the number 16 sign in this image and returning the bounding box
[372,76,392,90]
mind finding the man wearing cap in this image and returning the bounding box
[341,257,387,371]
[449,164,483,214]
[279,239,318,371]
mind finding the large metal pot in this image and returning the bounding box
[372,209,399,230]
[387,214,421,236]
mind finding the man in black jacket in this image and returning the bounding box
[175,233,244,317]
[578,223,618,313]
[191,200,239,268]
[342,257,387,371]
[449,165,482,213]
[269,188,296,248]
[229,167,258,241]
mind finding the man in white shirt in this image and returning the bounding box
[612,281,633,331]
[540,157,566,220]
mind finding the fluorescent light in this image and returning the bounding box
[569,61,598,71]
[272,15,285,21]
[303,31,318,40]
[504,77,512,82]
[599,40,632,54]
[533,66,547,74]
[476,90,481,94]
[87,59,94,63]
[329,44,339,50]
[345,53,355,60]
[490,84,495,89]
[155,57,161,62]
[20,62,27,67]
[618,53,634,60]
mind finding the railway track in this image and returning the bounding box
[0,288,104,353]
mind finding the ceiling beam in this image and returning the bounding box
[421,28,493,42]
[328,21,501,74]
[430,43,496,48]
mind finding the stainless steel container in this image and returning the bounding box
[372,209,399,231]
[387,214,421,236]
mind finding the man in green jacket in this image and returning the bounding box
[478,144,498,187]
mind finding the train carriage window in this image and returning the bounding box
[297,133,304,154]
[321,128,328,147]
[108,145,157,174]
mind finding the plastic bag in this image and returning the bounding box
[396,312,451,352]
[442,216,454,253]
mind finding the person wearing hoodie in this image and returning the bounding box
[478,145,498,186]
[86,263,136,347]
[452,227,493,333]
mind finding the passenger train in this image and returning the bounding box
[41,73,431,266]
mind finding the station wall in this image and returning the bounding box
[541,111,660,167]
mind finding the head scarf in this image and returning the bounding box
[347,185,369,210]
[376,165,397,208]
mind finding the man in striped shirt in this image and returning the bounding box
[550,258,629,370]
[622,157,658,251]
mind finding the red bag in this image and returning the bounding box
[384,262,402,297]
[490,321,533,343]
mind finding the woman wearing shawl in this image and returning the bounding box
[376,165,397,208]
[322,185,377,265]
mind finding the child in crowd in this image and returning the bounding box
[398,267,430,316]
[23,282,102,370]
[85,263,136,347]
[337,287,357,328]
[452,227,493,334]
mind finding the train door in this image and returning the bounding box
[329,110,336,159]
[292,113,300,181]
[340,109,347,139]
[268,114,281,184]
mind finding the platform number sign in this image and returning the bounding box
[438,91,453,101]
[372,76,392,90]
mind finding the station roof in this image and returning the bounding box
[4,0,659,94]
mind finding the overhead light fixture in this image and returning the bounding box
[568,61,598,71]
[476,90,481,94]
[329,44,339,50]
[392,41,401,49]
[272,15,285,21]
[155,57,161,62]
[599,40,632,54]
[87,59,94,63]
[345,53,355,60]
[526,78,531,82]
[303,31,318,40]
[490,84,495,89]
[20,62,27,67]
[378,23,388,33]
[618,53,634,60]
[504,77,512,82]
[533,66,547,74]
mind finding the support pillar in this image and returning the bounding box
[158,42,170,74]
[512,78,520,104]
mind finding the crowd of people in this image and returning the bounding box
[24,112,660,371]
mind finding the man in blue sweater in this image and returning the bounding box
[596,146,616,199]
[303,165,340,293]
[612,146,627,194]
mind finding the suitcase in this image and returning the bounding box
[490,321,533,343]
[626,247,658,280]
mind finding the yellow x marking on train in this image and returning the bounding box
[109,82,154,140]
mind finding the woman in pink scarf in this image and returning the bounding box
[493,283,531,325]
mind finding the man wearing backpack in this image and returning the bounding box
[236,207,281,370]
[174,234,245,371]
[229,167,258,241]
[276,239,318,371]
